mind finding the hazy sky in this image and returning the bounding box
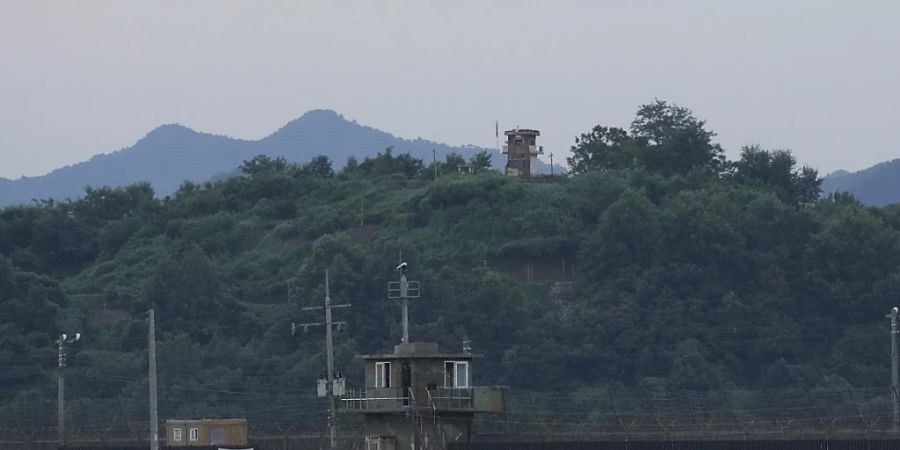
[2,1,898,179]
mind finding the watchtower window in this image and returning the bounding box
[514,136,524,144]
[375,361,391,388]
[444,361,469,388]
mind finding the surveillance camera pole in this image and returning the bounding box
[57,332,81,448]
[401,271,409,344]
[389,264,419,345]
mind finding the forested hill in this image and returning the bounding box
[2,101,899,422]
[0,109,562,207]
[822,159,900,206]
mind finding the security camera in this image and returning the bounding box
[894,307,899,314]
[72,333,81,342]
[60,334,67,342]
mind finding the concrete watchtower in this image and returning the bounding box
[502,128,542,176]
[343,264,505,450]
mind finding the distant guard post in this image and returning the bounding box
[502,128,542,176]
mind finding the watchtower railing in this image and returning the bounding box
[342,388,410,411]
[427,387,473,410]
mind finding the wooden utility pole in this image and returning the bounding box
[295,271,350,450]
[148,309,159,450]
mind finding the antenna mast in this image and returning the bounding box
[389,262,420,344]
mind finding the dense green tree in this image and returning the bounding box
[469,150,493,172]
[567,126,635,173]
[303,155,334,177]
[631,99,725,174]
[239,154,289,177]
[729,145,822,204]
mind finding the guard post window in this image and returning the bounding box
[189,427,199,442]
[375,361,391,388]
[172,428,182,442]
[444,361,469,388]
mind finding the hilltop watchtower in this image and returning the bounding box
[502,128,542,176]
[343,264,504,450]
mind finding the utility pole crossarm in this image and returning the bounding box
[302,304,351,311]
[294,321,348,328]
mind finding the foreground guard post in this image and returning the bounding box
[343,262,505,450]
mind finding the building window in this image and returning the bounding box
[375,361,391,388]
[189,427,199,442]
[366,436,382,450]
[445,361,469,388]
[172,428,183,442]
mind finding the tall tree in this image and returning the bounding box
[470,150,493,172]
[630,100,724,174]
[567,126,635,174]
[729,145,822,204]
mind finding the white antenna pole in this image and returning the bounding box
[401,270,409,344]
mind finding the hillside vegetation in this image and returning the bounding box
[3,101,899,423]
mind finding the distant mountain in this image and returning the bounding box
[0,110,562,207]
[822,159,900,207]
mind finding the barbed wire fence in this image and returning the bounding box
[474,387,897,441]
[1,385,897,449]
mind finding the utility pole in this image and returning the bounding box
[56,332,81,448]
[432,149,438,179]
[148,309,159,450]
[890,306,899,431]
[294,270,350,450]
[550,153,554,176]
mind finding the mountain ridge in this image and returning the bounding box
[822,158,900,206]
[0,110,555,207]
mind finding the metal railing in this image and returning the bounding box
[342,388,410,411]
[427,387,473,410]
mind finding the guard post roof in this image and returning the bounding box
[355,342,481,360]
[504,128,540,136]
